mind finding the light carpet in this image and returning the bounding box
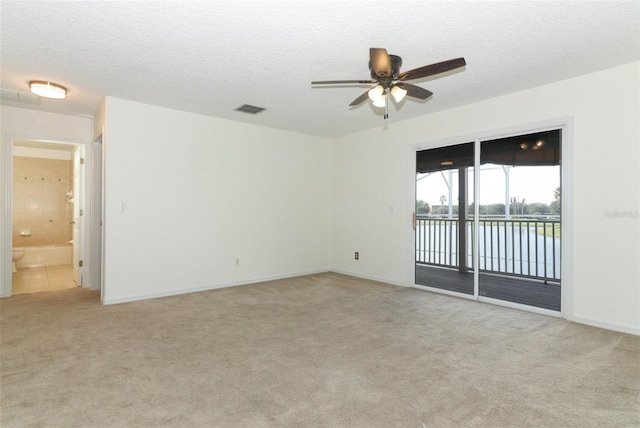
[1,273,638,427]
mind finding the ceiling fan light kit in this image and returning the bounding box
[372,93,386,109]
[312,48,466,119]
[28,80,67,99]
[368,84,384,102]
[390,85,407,103]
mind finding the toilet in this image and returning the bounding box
[12,249,25,274]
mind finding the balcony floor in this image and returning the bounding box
[415,264,561,311]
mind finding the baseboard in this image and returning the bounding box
[101,269,640,338]
[101,269,331,305]
[329,269,409,288]
[330,271,640,337]
[569,315,640,336]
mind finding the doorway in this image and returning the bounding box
[10,139,90,295]
[414,128,562,312]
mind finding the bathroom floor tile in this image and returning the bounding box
[12,264,77,294]
[47,265,78,290]
[46,264,73,274]
[48,274,77,286]
[17,266,47,279]
[12,276,50,294]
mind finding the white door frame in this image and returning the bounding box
[72,144,87,286]
[408,117,574,320]
[90,131,105,300]
[1,133,95,297]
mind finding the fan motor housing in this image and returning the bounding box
[369,54,402,80]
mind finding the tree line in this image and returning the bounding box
[417,187,560,216]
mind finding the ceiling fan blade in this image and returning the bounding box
[369,48,392,77]
[396,83,433,99]
[349,90,370,106]
[398,57,466,81]
[312,80,375,85]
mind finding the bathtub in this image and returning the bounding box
[14,244,73,268]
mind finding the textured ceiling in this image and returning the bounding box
[1,1,639,138]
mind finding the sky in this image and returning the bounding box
[416,165,560,207]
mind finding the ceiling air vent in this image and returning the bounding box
[234,104,266,115]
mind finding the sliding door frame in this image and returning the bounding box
[409,117,574,319]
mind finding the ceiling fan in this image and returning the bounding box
[312,48,466,119]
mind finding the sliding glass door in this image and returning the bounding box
[415,129,562,312]
[477,131,561,310]
[415,142,474,295]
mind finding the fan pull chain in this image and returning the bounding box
[384,89,389,119]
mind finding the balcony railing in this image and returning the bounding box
[416,215,561,282]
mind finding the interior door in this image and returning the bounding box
[72,146,83,286]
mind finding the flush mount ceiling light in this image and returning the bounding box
[29,81,67,99]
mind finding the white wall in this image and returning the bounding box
[101,98,331,303]
[331,62,640,335]
[2,64,637,335]
[0,106,92,296]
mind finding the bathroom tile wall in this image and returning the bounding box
[13,156,73,246]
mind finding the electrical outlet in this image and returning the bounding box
[235,258,240,266]
[355,252,359,260]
